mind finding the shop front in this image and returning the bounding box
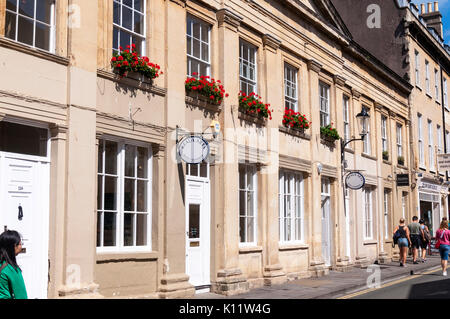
[418,180,442,236]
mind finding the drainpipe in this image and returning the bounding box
[440,63,449,218]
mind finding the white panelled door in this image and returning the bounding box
[321,179,331,267]
[185,178,210,289]
[0,154,49,299]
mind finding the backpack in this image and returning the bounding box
[423,227,431,242]
[393,228,402,246]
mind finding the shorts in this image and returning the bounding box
[410,235,421,249]
[439,244,450,261]
[398,238,409,248]
[420,239,429,249]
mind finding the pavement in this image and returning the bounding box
[194,254,442,299]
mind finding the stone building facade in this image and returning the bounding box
[0,0,439,299]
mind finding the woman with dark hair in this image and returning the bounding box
[0,230,27,299]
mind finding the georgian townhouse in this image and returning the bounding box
[331,0,450,260]
[0,0,412,299]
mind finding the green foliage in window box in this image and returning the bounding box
[320,124,340,141]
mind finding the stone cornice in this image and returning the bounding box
[262,34,281,53]
[167,0,186,8]
[216,8,243,32]
[307,59,322,73]
[333,75,346,88]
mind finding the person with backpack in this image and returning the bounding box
[393,218,411,267]
[0,230,27,299]
[436,220,450,276]
[419,219,431,262]
[408,216,421,264]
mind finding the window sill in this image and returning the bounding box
[426,92,433,99]
[279,243,309,251]
[96,251,159,263]
[363,240,378,245]
[239,245,263,254]
[419,166,427,171]
[345,147,354,154]
[279,126,311,140]
[436,100,441,105]
[361,153,377,161]
[416,85,422,91]
[397,164,408,169]
[97,69,167,96]
[238,108,267,126]
[383,159,392,165]
[186,91,223,113]
[0,36,69,66]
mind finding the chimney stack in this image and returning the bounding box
[421,3,426,13]
[419,2,444,39]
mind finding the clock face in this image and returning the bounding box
[178,136,210,164]
[345,172,365,190]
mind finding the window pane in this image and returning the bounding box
[131,35,143,54]
[103,212,117,246]
[97,212,102,246]
[113,27,119,51]
[98,141,104,173]
[193,38,200,59]
[187,36,192,55]
[105,141,117,174]
[136,214,147,246]
[124,213,134,246]
[6,0,17,11]
[104,176,117,210]
[5,11,16,41]
[19,0,34,19]
[17,16,34,46]
[97,175,103,210]
[137,180,147,212]
[190,163,198,177]
[134,12,143,35]
[200,162,208,178]
[239,217,246,242]
[124,178,135,211]
[193,22,200,39]
[137,147,148,178]
[201,42,208,62]
[35,22,50,51]
[113,1,120,24]
[188,204,200,239]
[239,191,246,215]
[247,192,254,217]
[134,0,144,12]
[122,6,133,30]
[0,121,48,157]
[125,144,136,177]
[36,0,52,24]
[246,217,254,242]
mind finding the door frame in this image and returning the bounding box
[185,176,211,290]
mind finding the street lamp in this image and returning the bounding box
[341,105,370,260]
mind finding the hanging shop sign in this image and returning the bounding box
[396,174,410,187]
[437,153,450,171]
[177,135,210,164]
[345,172,365,190]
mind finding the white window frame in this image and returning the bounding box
[444,77,448,109]
[239,164,257,246]
[239,40,257,95]
[284,63,298,112]
[97,138,153,253]
[437,125,443,154]
[5,0,56,53]
[319,82,330,127]
[415,50,420,87]
[425,60,430,94]
[186,15,211,78]
[402,192,407,219]
[113,0,146,56]
[343,95,350,144]
[396,124,403,158]
[381,115,388,153]
[384,190,390,240]
[418,114,425,167]
[279,170,304,244]
[363,187,373,240]
[428,119,434,171]
[435,68,440,101]
[363,107,371,155]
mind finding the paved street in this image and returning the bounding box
[195,255,442,299]
[341,267,450,299]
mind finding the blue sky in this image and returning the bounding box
[412,0,450,43]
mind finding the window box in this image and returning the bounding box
[279,126,311,140]
[282,108,311,132]
[382,151,389,161]
[185,73,228,106]
[111,45,162,82]
[238,107,267,126]
[320,125,340,145]
[185,90,223,112]
[238,92,273,120]
[397,156,405,166]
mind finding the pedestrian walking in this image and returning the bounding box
[0,230,27,299]
[408,216,421,264]
[419,219,431,262]
[393,218,411,267]
[436,220,450,276]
